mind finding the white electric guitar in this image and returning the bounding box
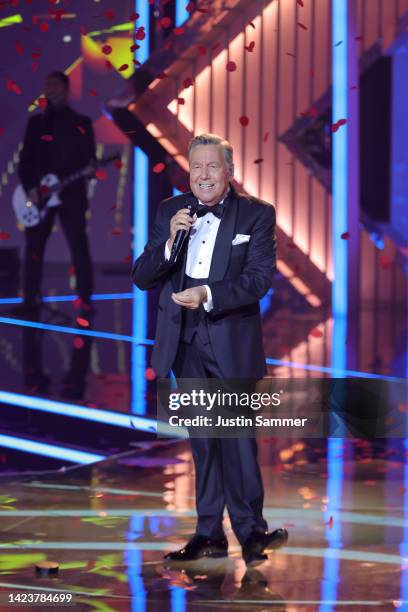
[13,153,120,228]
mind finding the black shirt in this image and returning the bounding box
[18,105,96,206]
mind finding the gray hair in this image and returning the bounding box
[188,133,234,171]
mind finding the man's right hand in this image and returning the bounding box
[167,208,196,252]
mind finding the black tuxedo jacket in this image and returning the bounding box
[132,185,276,378]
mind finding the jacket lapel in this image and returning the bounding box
[208,186,238,283]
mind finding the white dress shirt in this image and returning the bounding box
[164,197,227,312]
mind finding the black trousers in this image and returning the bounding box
[23,204,93,304]
[172,319,268,546]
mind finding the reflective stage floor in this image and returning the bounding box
[0,267,406,610]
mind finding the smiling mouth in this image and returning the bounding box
[199,183,215,190]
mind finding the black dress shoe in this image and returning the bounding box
[164,534,228,561]
[242,528,288,566]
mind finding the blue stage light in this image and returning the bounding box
[0,433,105,464]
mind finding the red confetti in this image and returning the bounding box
[248,21,255,29]
[15,41,24,55]
[39,185,50,195]
[310,328,323,338]
[186,1,195,12]
[301,106,318,118]
[197,45,207,56]
[102,44,112,55]
[76,317,90,328]
[73,297,82,309]
[123,254,132,264]
[130,43,140,52]
[145,367,156,381]
[331,118,347,132]
[327,516,334,529]
[340,231,349,240]
[153,162,166,174]
[177,97,185,105]
[355,35,363,41]
[75,125,85,135]
[103,9,115,20]
[73,337,84,349]
[114,159,122,169]
[38,97,47,110]
[0,232,10,241]
[226,61,237,72]
[105,61,113,70]
[51,8,65,21]
[118,64,129,72]
[253,158,264,164]
[6,78,22,95]
[108,204,117,212]
[244,41,255,53]
[297,22,308,30]
[80,25,87,35]
[286,242,296,249]
[112,228,122,236]
[31,51,41,59]
[95,169,107,180]
[40,134,53,142]
[40,22,49,33]
[133,59,141,67]
[130,11,139,22]
[379,254,392,269]
[183,77,193,89]
[68,266,76,277]
[239,115,249,127]
[263,132,269,142]
[174,26,185,36]
[286,52,296,58]
[88,89,98,97]
[156,71,167,79]
[297,0,304,5]
[135,27,146,40]
[160,17,172,28]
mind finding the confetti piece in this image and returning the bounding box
[80,25,87,35]
[177,97,185,105]
[76,125,86,135]
[145,367,156,381]
[174,26,185,36]
[301,106,318,118]
[31,51,41,59]
[112,228,121,236]
[73,337,84,349]
[105,60,113,70]
[340,231,349,240]
[297,0,304,6]
[239,115,249,127]
[123,254,132,264]
[6,78,22,95]
[88,89,98,97]
[355,35,363,41]
[102,44,112,55]
[183,77,193,88]
[160,17,172,28]
[226,61,237,72]
[197,45,207,56]
[186,1,195,12]
[40,134,53,142]
[118,64,129,72]
[248,21,255,29]
[310,328,323,338]
[130,11,139,22]
[76,317,90,328]
[156,71,167,79]
[327,516,334,529]
[135,27,146,40]
[68,266,76,277]
[130,43,140,52]
[114,159,122,169]
[104,9,115,20]
[253,158,264,164]
[95,169,107,180]
[15,41,24,55]
[263,132,269,142]
[286,52,296,58]
[331,118,347,132]
[0,232,10,240]
[40,22,49,33]
[379,254,392,269]
[244,41,255,52]
[73,297,82,309]
[153,162,165,174]
[335,40,343,47]
[297,22,308,30]
[38,97,47,110]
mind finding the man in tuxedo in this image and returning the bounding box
[132,133,288,566]
[17,71,95,317]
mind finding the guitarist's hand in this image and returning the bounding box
[28,188,39,204]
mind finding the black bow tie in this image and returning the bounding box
[196,203,224,219]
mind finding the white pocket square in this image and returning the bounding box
[232,234,251,246]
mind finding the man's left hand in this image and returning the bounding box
[171,286,207,309]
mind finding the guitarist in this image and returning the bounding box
[17,71,96,316]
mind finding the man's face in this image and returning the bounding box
[44,76,69,107]
[189,144,233,206]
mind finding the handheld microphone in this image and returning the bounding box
[169,196,199,265]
